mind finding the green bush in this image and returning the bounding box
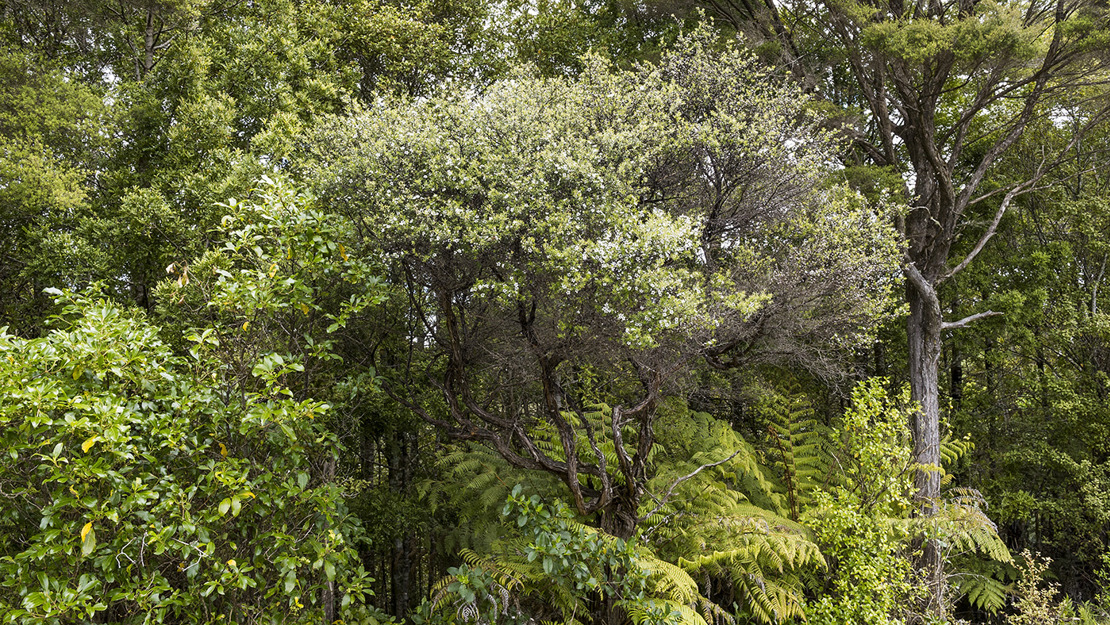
[0,290,378,623]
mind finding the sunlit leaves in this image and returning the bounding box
[0,290,379,623]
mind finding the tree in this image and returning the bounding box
[307,32,901,546]
[0,178,391,623]
[674,0,1110,612]
[942,116,1110,603]
[0,46,105,332]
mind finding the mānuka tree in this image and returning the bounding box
[309,32,902,541]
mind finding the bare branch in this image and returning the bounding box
[940,185,1024,283]
[942,310,1002,331]
[637,451,741,523]
[904,259,937,298]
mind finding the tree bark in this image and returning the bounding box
[906,278,944,617]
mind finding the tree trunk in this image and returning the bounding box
[599,487,639,540]
[907,279,944,619]
[950,343,963,415]
[322,457,337,625]
[142,10,156,78]
[389,431,415,617]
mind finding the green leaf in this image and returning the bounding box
[219,498,231,516]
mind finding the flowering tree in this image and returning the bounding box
[309,32,903,539]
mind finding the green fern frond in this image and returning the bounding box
[675,526,821,624]
[956,574,1011,613]
[940,435,974,468]
[639,557,701,604]
[622,599,710,625]
[928,488,1012,564]
[734,571,808,624]
[758,381,833,518]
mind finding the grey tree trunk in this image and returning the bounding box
[906,280,944,617]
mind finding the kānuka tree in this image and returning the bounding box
[307,31,902,541]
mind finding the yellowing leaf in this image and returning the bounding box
[242,321,250,331]
[269,263,278,278]
[339,244,349,261]
[300,303,309,315]
[219,442,228,457]
[81,526,96,556]
[81,437,97,453]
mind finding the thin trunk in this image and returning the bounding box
[950,343,963,415]
[389,432,414,617]
[322,458,337,625]
[1036,327,1049,412]
[143,10,156,77]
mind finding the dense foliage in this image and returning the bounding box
[2,0,1110,623]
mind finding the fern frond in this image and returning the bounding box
[955,574,1011,613]
[733,571,808,624]
[940,435,974,468]
[674,525,820,624]
[621,599,710,625]
[638,557,701,605]
[932,488,1012,564]
[758,381,833,518]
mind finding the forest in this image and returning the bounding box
[2,0,1110,622]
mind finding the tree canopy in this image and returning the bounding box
[2,1,1110,624]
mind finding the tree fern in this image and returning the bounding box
[621,599,728,625]
[931,487,1012,564]
[645,403,824,624]
[921,487,1014,615]
[955,572,1011,613]
[428,442,565,554]
[427,489,736,625]
[757,383,832,520]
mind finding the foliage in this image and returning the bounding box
[801,380,919,625]
[940,117,1110,605]
[9,0,1110,618]
[422,487,712,625]
[0,291,381,624]
[426,396,829,624]
[757,381,832,520]
[0,47,105,331]
[307,27,902,545]
[155,175,382,391]
[1009,551,1062,625]
[646,402,823,623]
